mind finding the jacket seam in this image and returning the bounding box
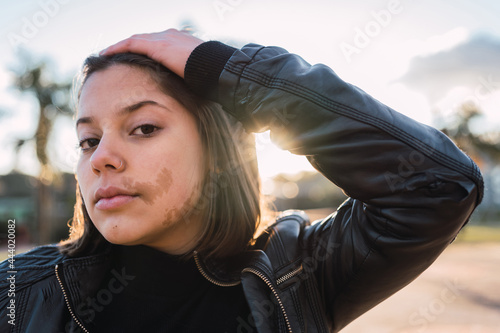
[290,287,305,332]
[224,61,482,190]
[270,226,289,270]
[227,46,266,118]
[325,203,391,313]
[305,277,327,332]
[330,219,388,306]
[271,214,306,228]
[19,284,30,333]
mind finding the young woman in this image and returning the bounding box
[0,29,483,333]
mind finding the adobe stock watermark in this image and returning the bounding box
[339,0,406,64]
[384,149,426,193]
[213,0,245,21]
[459,74,499,109]
[7,0,72,48]
[76,267,135,321]
[408,278,466,332]
[5,219,17,326]
[58,266,135,333]
[383,126,453,194]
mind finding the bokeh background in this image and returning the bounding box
[0,0,499,331]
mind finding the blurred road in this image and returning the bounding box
[304,209,500,332]
[341,242,500,333]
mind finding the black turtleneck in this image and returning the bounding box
[90,245,252,333]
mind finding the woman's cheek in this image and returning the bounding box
[76,167,90,206]
[161,180,203,226]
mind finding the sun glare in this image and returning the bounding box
[255,131,316,181]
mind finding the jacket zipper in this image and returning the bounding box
[193,252,241,287]
[276,264,303,285]
[55,264,90,333]
[242,267,293,333]
[194,252,300,333]
[55,256,298,332]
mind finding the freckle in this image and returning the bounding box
[113,225,117,229]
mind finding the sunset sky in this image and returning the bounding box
[1,0,499,179]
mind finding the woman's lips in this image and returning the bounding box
[94,186,139,210]
[95,194,138,210]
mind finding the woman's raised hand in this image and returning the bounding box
[99,29,204,79]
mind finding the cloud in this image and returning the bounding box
[398,34,500,103]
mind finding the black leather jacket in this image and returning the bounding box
[0,42,482,333]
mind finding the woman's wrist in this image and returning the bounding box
[184,41,237,101]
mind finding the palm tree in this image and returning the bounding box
[11,51,73,244]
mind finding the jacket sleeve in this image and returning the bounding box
[185,41,483,331]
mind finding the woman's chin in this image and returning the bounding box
[96,222,144,246]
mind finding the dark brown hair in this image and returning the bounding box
[59,53,262,259]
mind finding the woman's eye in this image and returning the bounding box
[131,124,159,136]
[79,138,99,151]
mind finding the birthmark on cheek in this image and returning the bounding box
[162,180,203,226]
[122,167,173,206]
[120,165,203,227]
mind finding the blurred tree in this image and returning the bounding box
[10,51,73,244]
[270,171,347,211]
[440,103,500,166]
[440,103,500,220]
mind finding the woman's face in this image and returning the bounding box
[76,65,205,254]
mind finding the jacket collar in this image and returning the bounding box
[193,249,272,286]
[58,244,274,323]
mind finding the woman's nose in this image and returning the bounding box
[89,137,125,175]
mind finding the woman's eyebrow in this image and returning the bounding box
[120,100,171,115]
[76,116,93,128]
[76,100,171,128]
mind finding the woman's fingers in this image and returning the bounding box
[99,34,151,56]
[99,29,204,78]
